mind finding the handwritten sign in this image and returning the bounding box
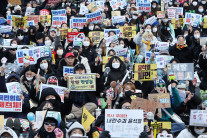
[131,97,157,114]
[105,109,144,137]
[190,110,207,127]
[63,66,74,76]
[119,26,136,38]
[87,2,99,13]
[148,93,171,108]
[8,0,21,6]
[167,63,194,80]
[134,64,157,81]
[157,11,165,18]
[67,74,96,91]
[6,82,21,94]
[0,93,22,112]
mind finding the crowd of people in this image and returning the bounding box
[0,0,206,137]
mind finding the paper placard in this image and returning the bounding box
[134,64,157,81]
[63,66,74,76]
[148,93,171,108]
[190,110,207,127]
[6,82,21,94]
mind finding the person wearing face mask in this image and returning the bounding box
[158,16,173,42]
[151,1,161,15]
[53,45,65,72]
[16,29,25,44]
[45,36,54,47]
[81,37,97,71]
[200,0,207,11]
[197,5,205,14]
[24,26,37,45]
[190,0,199,11]
[82,22,95,36]
[152,26,161,41]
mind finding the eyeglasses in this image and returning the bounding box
[156,84,165,88]
[44,122,56,126]
[122,106,130,109]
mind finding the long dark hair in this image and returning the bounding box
[107,56,126,71]
[22,65,35,82]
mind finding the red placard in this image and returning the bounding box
[67,32,84,42]
[47,0,61,5]
[40,9,50,15]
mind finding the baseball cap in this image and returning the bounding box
[49,28,57,33]
[65,52,75,58]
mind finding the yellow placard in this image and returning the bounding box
[12,16,28,27]
[8,0,21,6]
[87,2,99,13]
[59,29,68,41]
[134,64,157,81]
[0,115,4,131]
[40,15,51,25]
[89,31,104,44]
[119,26,136,38]
[144,122,171,130]
[81,106,95,130]
[171,18,184,29]
[67,74,96,91]
[111,11,121,17]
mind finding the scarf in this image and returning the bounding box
[176,43,187,50]
[142,40,151,51]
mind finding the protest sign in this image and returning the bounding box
[27,20,34,27]
[81,106,95,130]
[73,38,83,47]
[79,6,89,15]
[70,18,87,29]
[12,16,27,27]
[104,29,121,37]
[60,29,69,41]
[87,2,99,13]
[40,84,67,103]
[190,110,207,127]
[0,115,4,131]
[40,9,50,15]
[109,0,119,10]
[3,39,12,46]
[157,11,165,18]
[204,17,207,29]
[167,63,194,80]
[111,11,121,17]
[112,16,125,25]
[0,93,22,112]
[27,15,40,24]
[16,49,36,66]
[67,32,84,42]
[51,9,66,16]
[86,11,103,24]
[6,82,21,94]
[155,41,169,51]
[171,18,184,29]
[200,37,207,46]
[95,1,105,11]
[40,15,51,26]
[167,8,177,18]
[25,7,35,16]
[119,26,136,38]
[0,18,7,25]
[105,109,144,137]
[200,90,207,100]
[145,51,159,64]
[131,97,157,114]
[134,64,157,81]
[107,46,128,57]
[184,12,202,27]
[67,74,96,91]
[176,7,183,16]
[136,0,151,12]
[105,35,119,46]
[7,15,12,25]
[0,26,12,33]
[34,111,47,129]
[47,0,61,5]
[88,31,104,44]
[144,16,157,25]
[148,93,171,108]
[156,55,174,68]
[52,16,67,27]
[8,0,21,6]
[63,66,74,76]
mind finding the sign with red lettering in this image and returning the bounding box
[67,32,84,42]
[27,15,40,24]
[47,0,61,5]
[52,16,67,27]
[70,18,87,29]
[86,11,103,24]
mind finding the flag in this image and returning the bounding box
[81,106,95,130]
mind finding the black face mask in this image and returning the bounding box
[15,10,21,15]
[73,52,78,57]
[125,90,143,98]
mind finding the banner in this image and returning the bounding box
[81,106,95,130]
[67,74,96,91]
[184,12,202,27]
[47,0,61,5]
[167,63,194,80]
[40,15,51,26]
[104,29,121,37]
[0,93,22,112]
[190,110,207,127]
[136,0,151,12]
[40,84,67,103]
[86,11,103,24]
[70,18,87,29]
[0,26,12,33]
[6,82,21,94]
[12,16,27,27]
[155,55,174,68]
[119,26,136,38]
[63,66,74,76]
[27,15,40,24]
[105,109,144,137]
[134,64,157,81]
[51,9,66,16]
[88,31,104,44]
[130,97,157,114]
[67,32,84,42]
[145,51,159,64]
[148,93,171,108]
[112,16,125,25]
[167,8,177,18]
[157,11,165,18]
[8,0,21,6]
[52,16,67,27]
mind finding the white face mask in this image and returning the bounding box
[45,40,52,46]
[71,134,83,137]
[88,26,94,30]
[26,77,33,81]
[7,11,11,15]
[119,44,124,48]
[130,11,137,15]
[163,19,168,23]
[193,1,197,6]
[57,49,63,56]
[153,28,157,32]
[145,29,151,32]
[83,41,90,47]
[152,5,156,8]
[18,35,24,40]
[194,34,200,39]
[201,1,206,4]
[194,128,205,134]
[112,62,120,69]
[11,44,17,47]
[40,63,48,70]
[132,15,137,19]
[199,9,204,12]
